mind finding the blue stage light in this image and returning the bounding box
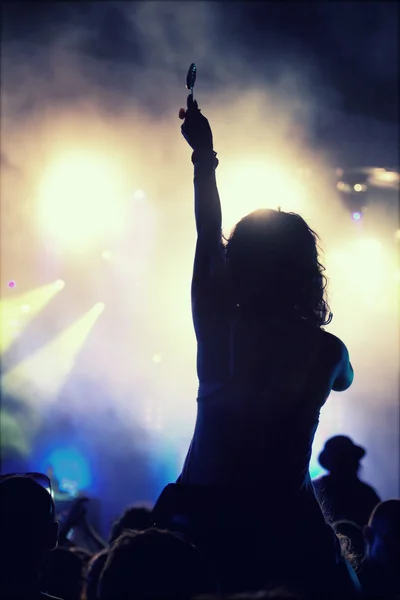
[43,446,92,493]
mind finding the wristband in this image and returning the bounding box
[191,150,219,168]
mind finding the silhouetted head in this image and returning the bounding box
[42,547,84,600]
[319,435,365,476]
[0,475,58,593]
[225,209,331,327]
[364,499,400,568]
[99,528,216,600]
[109,505,152,543]
[85,549,109,600]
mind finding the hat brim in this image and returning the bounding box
[319,444,365,471]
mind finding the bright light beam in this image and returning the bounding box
[0,281,65,354]
[1,303,105,404]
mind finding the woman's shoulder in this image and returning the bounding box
[320,330,349,358]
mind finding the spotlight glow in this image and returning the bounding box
[102,250,112,260]
[337,181,352,192]
[352,212,361,221]
[152,354,162,364]
[21,304,31,313]
[8,281,16,288]
[354,183,367,192]
[44,447,92,492]
[37,151,128,252]
[219,159,306,234]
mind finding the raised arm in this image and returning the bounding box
[181,97,227,341]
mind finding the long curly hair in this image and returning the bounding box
[225,208,332,327]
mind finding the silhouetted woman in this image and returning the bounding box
[155,96,358,597]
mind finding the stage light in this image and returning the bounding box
[218,159,306,234]
[102,250,112,260]
[369,168,399,186]
[1,303,105,403]
[0,282,65,354]
[352,212,361,221]
[43,447,92,493]
[37,151,128,252]
[354,183,367,192]
[152,354,162,364]
[337,181,352,192]
[395,229,400,240]
[54,280,65,291]
[8,281,16,288]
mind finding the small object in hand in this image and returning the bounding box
[179,108,186,120]
[186,63,197,93]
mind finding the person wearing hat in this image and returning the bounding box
[313,435,381,527]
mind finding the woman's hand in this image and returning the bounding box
[180,95,213,152]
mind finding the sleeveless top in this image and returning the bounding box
[181,314,334,491]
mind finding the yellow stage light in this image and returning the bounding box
[218,159,306,235]
[36,151,128,252]
[1,303,105,404]
[102,250,112,260]
[0,281,65,354]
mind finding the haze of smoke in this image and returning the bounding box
[1,2,398,500]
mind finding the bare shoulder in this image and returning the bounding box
[318,330,351,370]
[320,329,347,352]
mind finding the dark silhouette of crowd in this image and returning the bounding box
[1,95,398,600]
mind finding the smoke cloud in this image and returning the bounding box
[1,2,398,532]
